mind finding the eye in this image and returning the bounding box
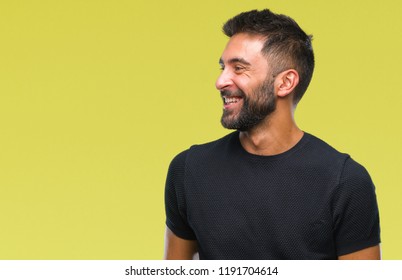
[234,65,245,72]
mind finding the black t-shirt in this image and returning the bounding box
[165,132,380,259]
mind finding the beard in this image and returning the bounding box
[220,76,276,131]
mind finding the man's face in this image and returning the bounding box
[216,33,276,131]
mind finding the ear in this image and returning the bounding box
[274,69,300,98]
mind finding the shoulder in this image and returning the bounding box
[304,133,349,160]
[297,133,350,178]
[305,133,373,181]
[169,149,188,169]
[186,132,237,161]
[337,156,375,197]
[168,132,237,170]
[341,157,372,182]
[189,132,237,152]
[166,150,188,189]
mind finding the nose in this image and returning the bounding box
[215,69,233,91]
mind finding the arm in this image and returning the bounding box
[338,245,381,260]
[164,151,198,259]
[333,158,381,259]
[164,227,198,260]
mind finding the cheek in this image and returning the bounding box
[232,79,251,95]
[234,74,264,92]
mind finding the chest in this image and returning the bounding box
[183,160,337,259]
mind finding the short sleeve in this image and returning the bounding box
[332,157,381,256]
[164,150,196,240]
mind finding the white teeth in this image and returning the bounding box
[224,97,239,104]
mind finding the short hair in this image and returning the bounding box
[223,9,315,104]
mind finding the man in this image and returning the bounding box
[164,9,380,260]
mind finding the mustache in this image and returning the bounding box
[220,89,246,98]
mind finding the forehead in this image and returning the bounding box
[220,33,267,65]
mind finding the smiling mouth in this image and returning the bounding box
[222,96,243,110]
[223,96,242,105]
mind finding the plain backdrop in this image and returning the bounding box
[0,0,401,259]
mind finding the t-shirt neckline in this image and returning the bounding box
[231,130,311,161]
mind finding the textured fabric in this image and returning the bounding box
[165,132,380,259]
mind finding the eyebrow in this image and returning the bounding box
[219,57,251,66]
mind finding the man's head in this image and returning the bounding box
[216,9,314,131]
[223,9,314,104]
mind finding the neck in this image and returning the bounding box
[239,101,303,156]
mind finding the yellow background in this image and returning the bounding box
[0,0,400,259]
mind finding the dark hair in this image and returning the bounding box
[223,9,315,104]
